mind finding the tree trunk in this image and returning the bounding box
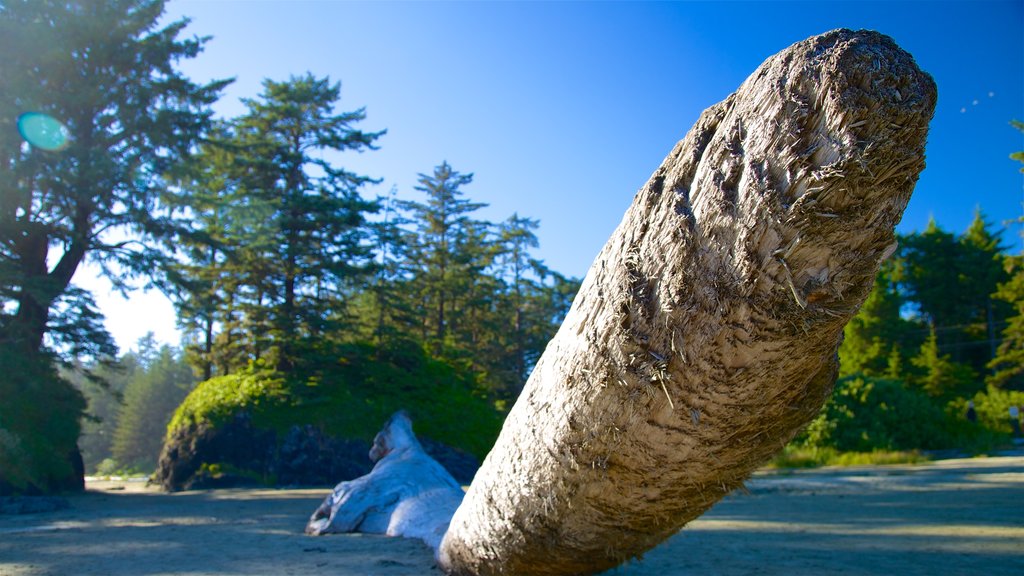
[439,29,936,576]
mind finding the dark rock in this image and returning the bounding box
[275,425,371,486]
[155,411,480,491]
[420,438,480,485]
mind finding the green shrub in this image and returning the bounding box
[769,446,928,469]
[796,375,953,452]
[0,349,85,494]
[167,339,505,462]
[947,386,1024,440]
[167,362,290,435]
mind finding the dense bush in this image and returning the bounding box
[0,349,85,494]
[798,375,955,452]
[949,386,1024,436]
[161,338,505,489]
[168,364,290,434]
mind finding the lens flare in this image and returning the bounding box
[17,112,69,151]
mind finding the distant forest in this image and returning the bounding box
[2,1,1023,492]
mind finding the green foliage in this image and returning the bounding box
[166,73,383,375]
[168,363,290,434]
[168,339,504,460]
[1011,120,1024,171]
[950,387,1024,435]
[0,0,225,493]
[988,254,1024,390]
[895,213,1009,375]
[68,358,131,473]
[769,446,929,469]
[839,266,922,378]
[797,375,953,453]
[909,328,980,399]
[111,344,195,472]
[0,348,85,494]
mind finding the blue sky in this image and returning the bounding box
[84,0,1024,350]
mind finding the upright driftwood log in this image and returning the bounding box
[439,29,936,575]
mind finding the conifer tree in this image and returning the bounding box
[838,265,923,377]
[399,162,490,348]
[0,0,225,493]
[988,251,1024,390]
[112,343,194,472]
[233,74,382,371]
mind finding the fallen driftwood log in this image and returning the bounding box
[437,29,936,575]
[305,411,464,551]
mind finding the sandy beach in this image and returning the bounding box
[2,456,1022,575]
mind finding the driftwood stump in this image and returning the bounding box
[306,412,464,551]
[439,29,936,575]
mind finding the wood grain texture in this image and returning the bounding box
[439,29,936,576]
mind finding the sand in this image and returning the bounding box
[2,456,1022,575]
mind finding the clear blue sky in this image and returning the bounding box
[85,0,1024,351]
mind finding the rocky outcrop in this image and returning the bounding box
[155,412,479,491]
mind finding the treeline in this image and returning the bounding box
[79,59,579,476]
[162,78,578,399]
[791,211,1024,460]
[72,335,195,474]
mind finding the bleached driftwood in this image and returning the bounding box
[438,29,936,575]
[305,411,464,552]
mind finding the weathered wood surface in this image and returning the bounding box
[306,411,464,551]
[439,29,936,576]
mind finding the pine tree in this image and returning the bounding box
[167,74,383,374]
[987,123,1024,390]
[399,162,490,349]
[0,0,225,493]
[112,343,194,472]
[235,74,382,370]
[164,122,247,380]
[838,265,923,377]
[956,210,1010,368]
[910,328,979,399]
[898,214,1008,374]
[987,253,1024,390]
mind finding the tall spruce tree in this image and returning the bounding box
[163,122,242,380]
[898,214,1008,374]
[399,162,490,349]
[988,252,1024,390]
[169,74,384,374]
[238,74,382,370]
[0,0,225,493]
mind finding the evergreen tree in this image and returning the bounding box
[164,122,246,380]
[112,342,194,472]
[0,0,225,493]
[66,356,135,473]
[898,220,966,331]
[988,253,1024,390]
[956,210,1010,367]
[168,74,383,374]
[910,328,979,399]
[399,162,490,349]
[233,74,382,371]
[838,265,923,377]
[495,214,544,387]
[897,213,1008,374]
[987,124,1024,390]
[361,186,416,344]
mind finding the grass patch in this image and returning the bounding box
[767,446,931,469]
